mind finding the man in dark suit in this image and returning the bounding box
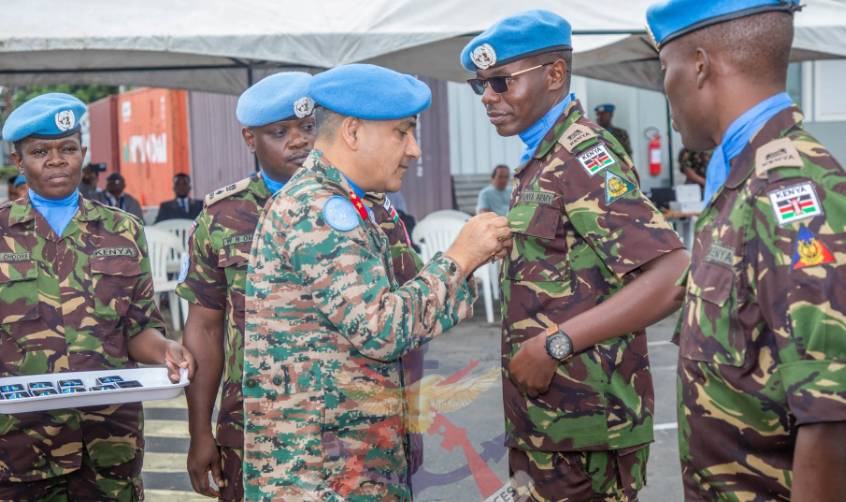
[155,173,203,223]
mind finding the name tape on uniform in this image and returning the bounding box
[223,234,254,247]
[0,252,31,262]
[768,182,823,226]
[92,247,136,258]
[705,243,734,267]
[577,144,616,177]
[521,191,555,205]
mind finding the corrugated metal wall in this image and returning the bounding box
[187,91,254,200]
[397,77,454,220]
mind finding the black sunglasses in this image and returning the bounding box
[466,63,554,96]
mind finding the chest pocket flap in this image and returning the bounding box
[0,261,40,324]
[90,256,142,319]
[218,239,252,268]
[507,201,559,239]
[505,202,568,282]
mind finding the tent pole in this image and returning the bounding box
[665,98,674,186]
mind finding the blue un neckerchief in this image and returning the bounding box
[260,168,290,194]
[29,188,80,237]
[703,92,793,204]
[518,93,575,165]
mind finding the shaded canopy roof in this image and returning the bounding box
[1,0,844,93]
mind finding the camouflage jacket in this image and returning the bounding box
[362,193,422,285]
[609,126,632,156]
[175,172,272,450]
[678,148,712,182]
[502,99,685,452]
[243,151,476,502]
[675,106,846,500]
[0,194,164,481]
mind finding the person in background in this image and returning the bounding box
[476,164,511,216]
[95,172,144,222]
[595,104,633,155]
[154,173,203,223]
[11,174,27,199]
[678,147,711,193]
[78,163,104,199]
[6,176,17,201]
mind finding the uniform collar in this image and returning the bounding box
[301,149,355,196]
[8,191,101,227]
[723,105,804,190]
[516,99,585,174]
[249,171,273,199]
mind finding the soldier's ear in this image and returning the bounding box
[341,116,360,151]
[695,48,711,90]
[241,127,257,154]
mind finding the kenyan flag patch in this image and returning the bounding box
[767,181,823,226]
[577,144,616,177]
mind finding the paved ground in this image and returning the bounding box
[143,305,684,502]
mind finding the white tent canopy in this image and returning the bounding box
[1,0,845,94]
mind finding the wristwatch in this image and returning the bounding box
[545,325,574,362]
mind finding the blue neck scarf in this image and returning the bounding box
[341,173,365,199]
[261,168,289,194]
[29,188,80,237]
[518,93,575,165]
[703,92,793,203]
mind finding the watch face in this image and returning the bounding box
[548,334,572,360]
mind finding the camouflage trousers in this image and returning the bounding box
[220,446,244,502]
[508,445,649,502]
[0,447,143,502]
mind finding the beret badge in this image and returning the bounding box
[294,96,315,119]
[471,44,497,70]
[54,109,76,132]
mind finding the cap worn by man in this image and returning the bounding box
[236,71,314,127]
[463,10,687,502]
[2,93,86,142]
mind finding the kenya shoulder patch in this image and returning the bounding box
[577,144,616,177]
[768,181,823,226]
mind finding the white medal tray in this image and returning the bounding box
[0,367,189,414]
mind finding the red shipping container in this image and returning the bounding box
[87,95,120,191]
[117,88,190,208]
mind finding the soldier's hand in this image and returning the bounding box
[187,432,224,498]
[409,432,424,474]
[164,340,197,384]
[507,333,558,398]
[445,213,512,275]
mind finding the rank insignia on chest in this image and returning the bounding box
[323,196,360,232]
[605,170,635,204]
[791,226,835,271]
[768,182,823,226]
[577,144,616,177]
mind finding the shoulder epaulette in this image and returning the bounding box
[558,123,597,153]
[205,177,253,207]
[755,137,803,179]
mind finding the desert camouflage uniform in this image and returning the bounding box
[675,106,846,500]
[0,194,165,502]
[243,151,476,502]
[608,127,632,156]
[502,100,684,501]
[176,172,272,502]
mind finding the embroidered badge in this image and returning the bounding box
[558,124,597,152]
[178,254,191,283]
[54,110,75,132]
[705,243,735,267]
[222,234,253,247]
[604,171,635,204]
[0,252,31,262]
[471,44,497,70]
[294,96,315,119]
[755,137,802,178]
[791,226,835,270]
[577,144,616,177]
[92,247,136,258]
[768,182,823,226]
[189,220,198,238]
[323,196,359,232]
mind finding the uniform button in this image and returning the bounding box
[245,378,257,388]
[272,375,283,386]
[449,263,457,274]
[315,173,325,183]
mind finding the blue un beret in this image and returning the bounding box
[308,64,431,120]
[595,104,616,113]
[647,0,801,49]
[236,72,314,127]
[13,175,26,188]
[2,93,87,143]
[461,10,572,72]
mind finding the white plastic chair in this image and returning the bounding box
[152,219,194,274]
[145,227,185,332]
[412,215,497,324]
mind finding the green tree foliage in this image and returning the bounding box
[10,85,118,109]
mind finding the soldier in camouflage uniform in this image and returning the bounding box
[594,104,633,156]
[0,94,195,502]
[177,73,316,502]
[461,11,690,501]
[648,0,846,499]
[678,148,711,191]
[243,64,511,502]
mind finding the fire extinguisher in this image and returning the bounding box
[648,133,662,176]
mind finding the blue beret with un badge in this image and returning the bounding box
[595,104,616,113]
[236,71,314,127]
[646,0,801,49]
[308,64,431,120]
[2,93,87,143]
[460,10,572,72]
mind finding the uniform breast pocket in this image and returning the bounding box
[504,202,568,283]
[680,262,747,366]
[218,242,252,312]
[90,257,142,319]
[0,261,41,330]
